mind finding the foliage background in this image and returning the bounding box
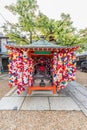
[2,0,87,51]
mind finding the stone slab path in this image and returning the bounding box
[0,86,80,111]
[0,97,24,110]
[0,74,87,116]
[66,81,87,116]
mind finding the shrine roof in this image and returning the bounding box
[6,39,78,48]
[5,39,80,52]
[30,39,60,48]
[7,39,61,48]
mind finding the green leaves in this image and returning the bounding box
[3,0,87,50]
[4,0,38,44]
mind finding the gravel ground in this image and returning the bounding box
[0,76,11,99]
[0,111,87,130]
[0,71,87,130]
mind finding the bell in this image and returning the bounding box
[40,79,45,87]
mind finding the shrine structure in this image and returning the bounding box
[5,37,79,95]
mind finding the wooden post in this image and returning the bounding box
[28,87,32,95]
[53,85,57,94]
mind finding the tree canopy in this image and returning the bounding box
[2,0,87,50]
[4,0,38,44]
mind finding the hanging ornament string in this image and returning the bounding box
[28,57,33,87]
[52,52,58,86]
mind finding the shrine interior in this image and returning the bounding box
[32,56,53,87]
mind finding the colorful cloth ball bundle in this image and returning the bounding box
[8,49,33,94]
[52,51,76,91]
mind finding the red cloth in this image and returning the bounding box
[40,66,45,72]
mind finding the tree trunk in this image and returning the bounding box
[30,31,32,44]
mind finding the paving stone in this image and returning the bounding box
[0,74,8,78]
[11,89,68,97]
[0,97,24,110]
[10,88,68,97]
[67,83,87,116]
[67,86,87,102]
[1,77,9,80]
[82,101,87,109]
[21,97,49,110]
[11,87,28,97]
[5,87,17,97]
[76,87,87,96]
[68,90,87,116]
[75,93,87,102]
[70,81,87,90]
[70,81,82,87]
[28,90,67,97]
[49,97,80,110]
[69,82,87,95]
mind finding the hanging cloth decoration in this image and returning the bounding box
[28,57,33,87]
[53,50,77,91]
[8,49,19,88]
[67,52,76,81]
[23,51,29,86]
[52,52,58,86]
[14,50,24,94]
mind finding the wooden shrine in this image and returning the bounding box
[6,38,79,95]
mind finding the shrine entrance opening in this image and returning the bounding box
[28,52,56,95]
[33,56,53,87]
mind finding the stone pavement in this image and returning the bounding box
[0,85,80,111]
[66,81,87,116]
[0,73,8,78]
[0,74,87,116]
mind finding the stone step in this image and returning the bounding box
[69,81,87,96]
[67,83,87,116]
[66,88,87,116]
